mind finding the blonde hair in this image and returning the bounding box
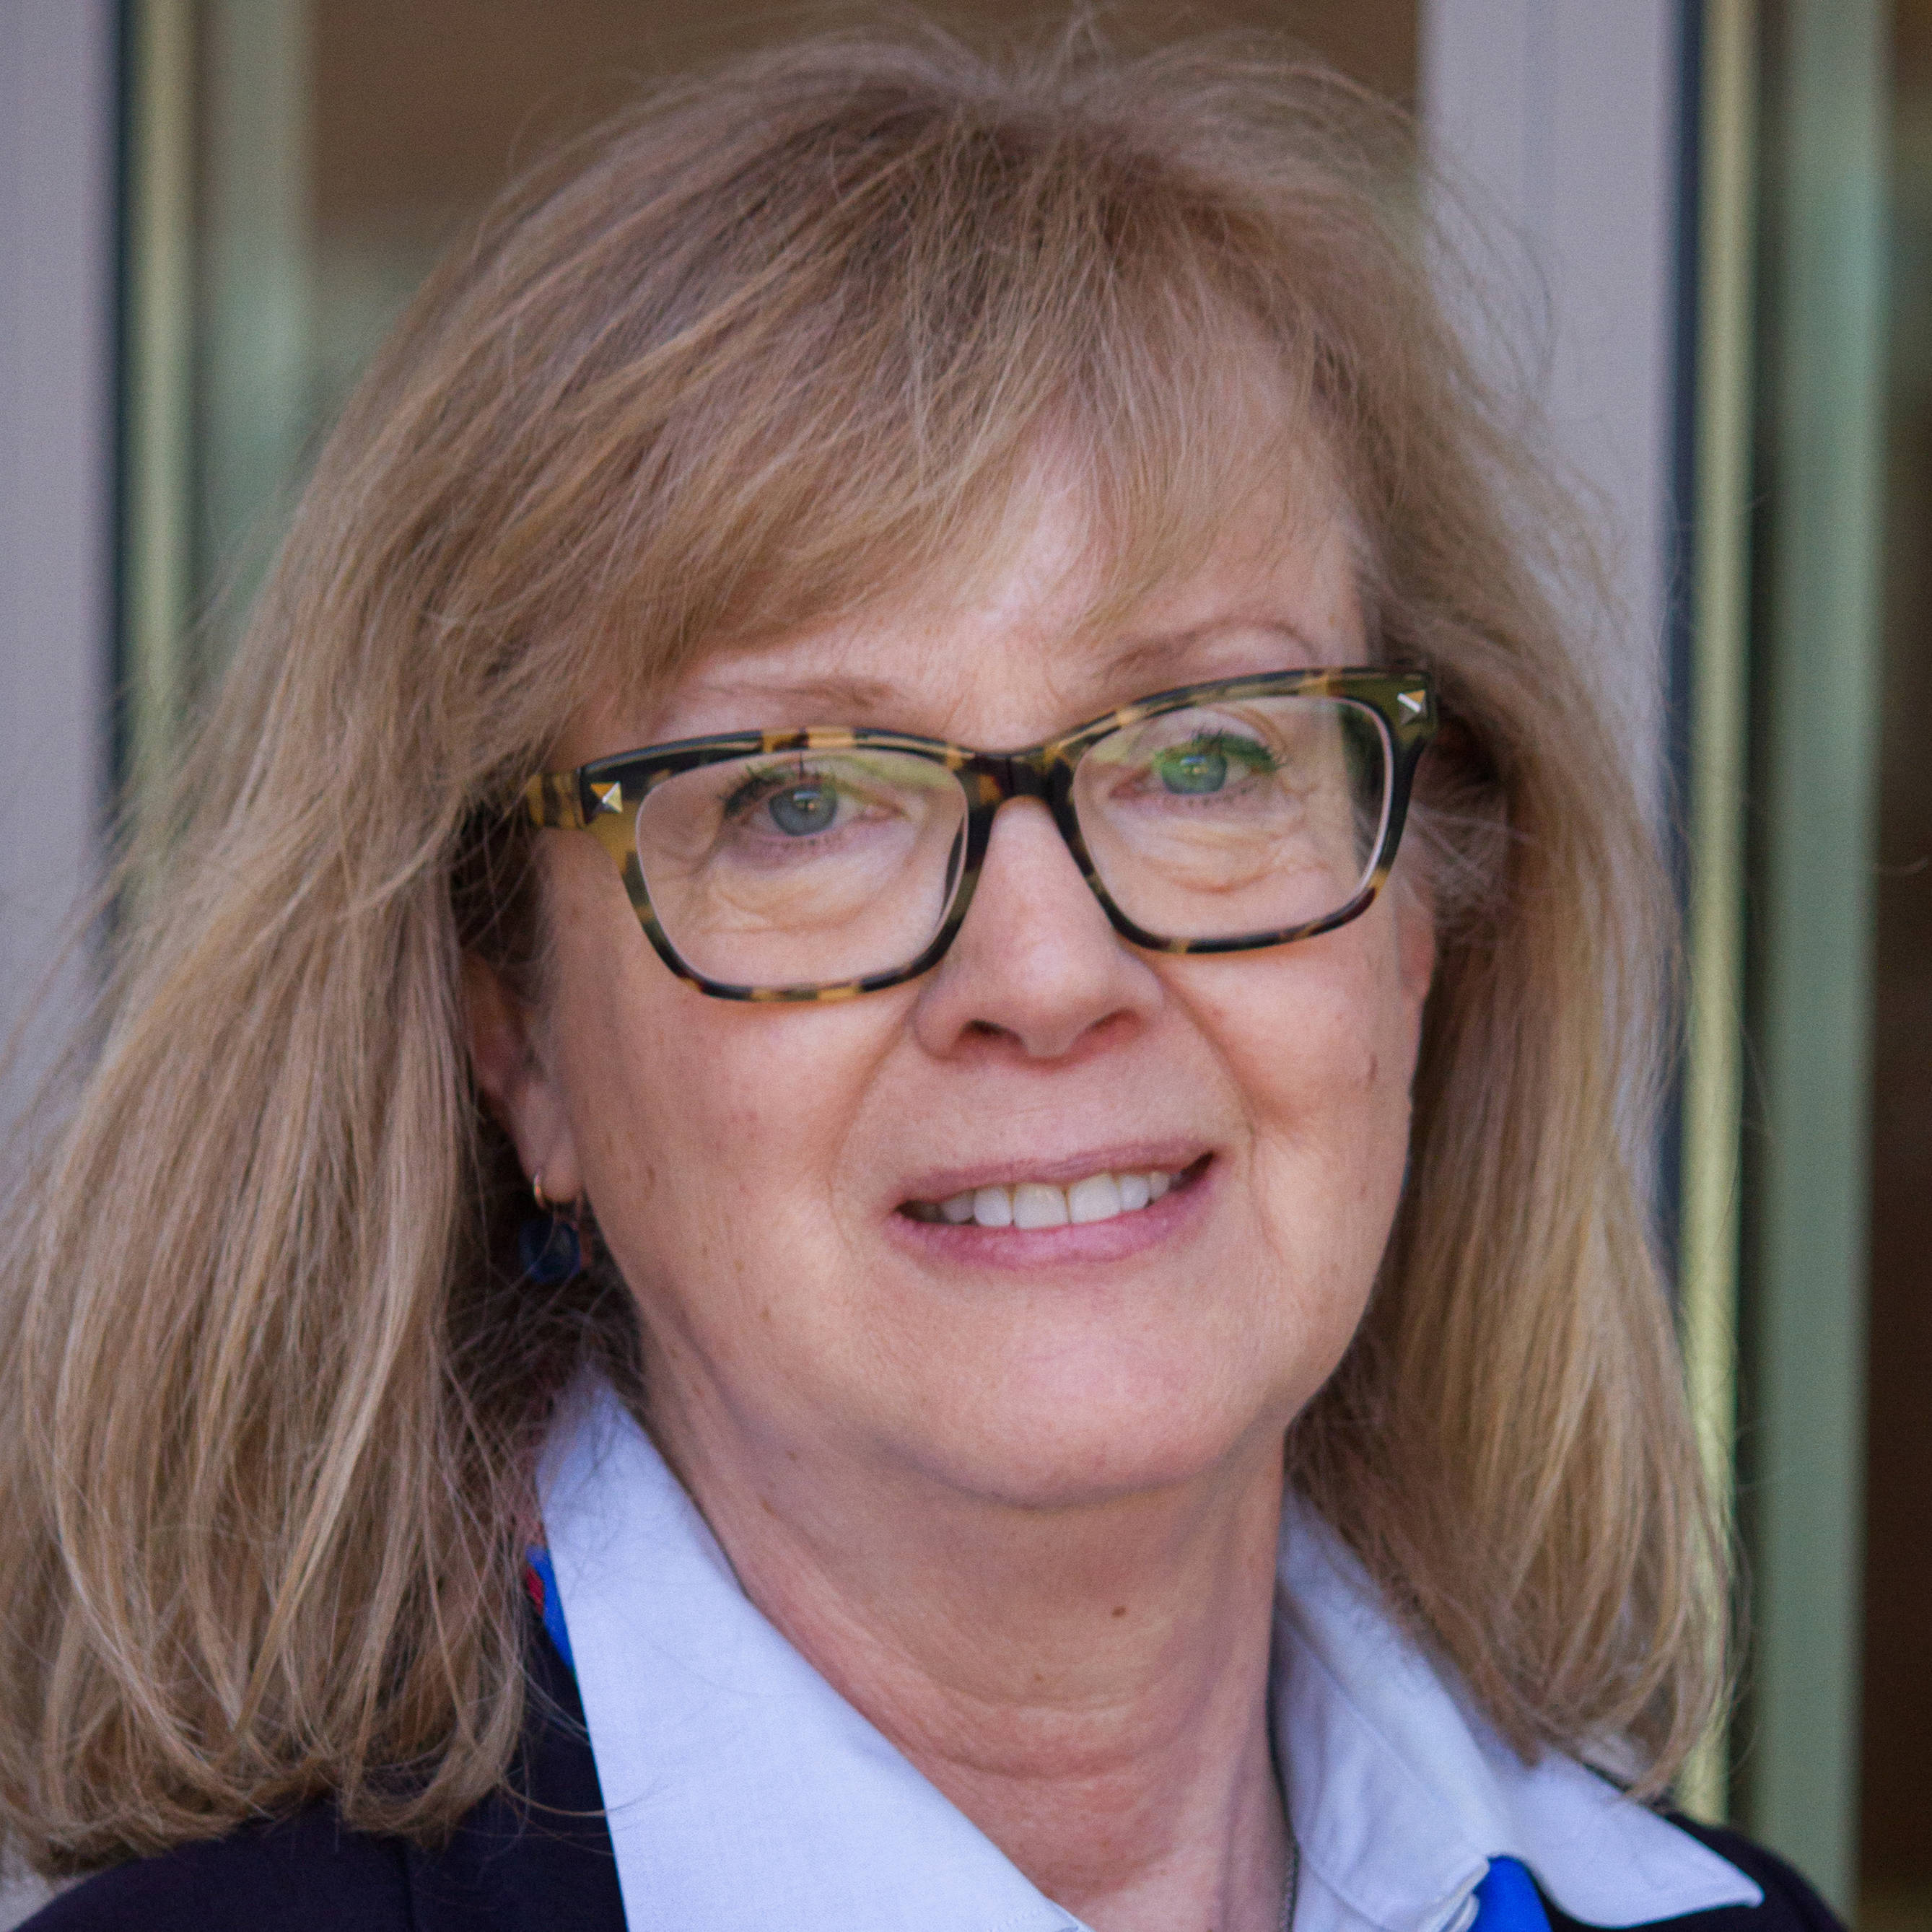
[0,24,1720,1874]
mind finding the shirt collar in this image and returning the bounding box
[541,1381,1759,1932]
[1272,1499,1760,1932]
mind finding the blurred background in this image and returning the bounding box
[0,0,1924,1923]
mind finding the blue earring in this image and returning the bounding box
[519,1173,584,1285]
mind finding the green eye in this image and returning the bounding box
[1156,745,1228,794]
[1150,733,1274,796]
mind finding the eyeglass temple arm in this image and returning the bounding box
[524,773,585,830]
[525,772,634,832]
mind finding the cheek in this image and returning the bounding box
[542,852,903,1335]
[1168,916,1422,1296]
[562,986,813,1269]
[1182,925,1419,1147]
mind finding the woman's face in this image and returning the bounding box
[476,466,1433,1513]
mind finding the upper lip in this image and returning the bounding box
[893,1142,1214,1205]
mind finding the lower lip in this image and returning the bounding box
[886,1158,1215,1269]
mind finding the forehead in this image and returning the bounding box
[570,427,1365,761]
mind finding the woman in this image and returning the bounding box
[0,26,1835,1932]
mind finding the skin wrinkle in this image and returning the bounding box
[470,440,1433,1932]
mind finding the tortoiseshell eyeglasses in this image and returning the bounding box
[523,668,1438,1002]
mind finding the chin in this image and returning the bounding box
[888,1358,1288,1513]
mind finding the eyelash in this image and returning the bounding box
[719,762,817,821]
[1145,730,1278,777]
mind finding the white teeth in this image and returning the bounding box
[1067,1173,1124,1224]
[972,1185,1013,1228]
[1012,1182,1070,1230]
[915,1168,1186,1229]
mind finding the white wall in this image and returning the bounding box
[1421,0,1682,803]
[0,2,116,1918]
[0,0,117,1147]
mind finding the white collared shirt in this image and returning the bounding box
[541,1381,1761,1932]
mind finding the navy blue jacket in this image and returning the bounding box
[24,1633,1840,1932]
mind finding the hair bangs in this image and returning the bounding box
[441,61,1335,730]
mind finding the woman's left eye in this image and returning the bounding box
[1148,733,1275,796]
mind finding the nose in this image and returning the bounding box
[909,798,1164,1061]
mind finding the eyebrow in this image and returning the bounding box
[687,673,906,717]
[689,621,1324,722]
[1093,619,1321,684]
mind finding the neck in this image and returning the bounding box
[655,1389,1292,1932]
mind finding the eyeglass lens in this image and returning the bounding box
[630,694,1392,989]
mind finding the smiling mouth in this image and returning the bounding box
[900,1155,1211,1230]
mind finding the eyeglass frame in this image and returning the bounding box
[522,666,1439,1003]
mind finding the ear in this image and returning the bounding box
[462,953,585,1205]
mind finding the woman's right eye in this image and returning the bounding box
[720,768,848,838]
[762,780,840,836]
